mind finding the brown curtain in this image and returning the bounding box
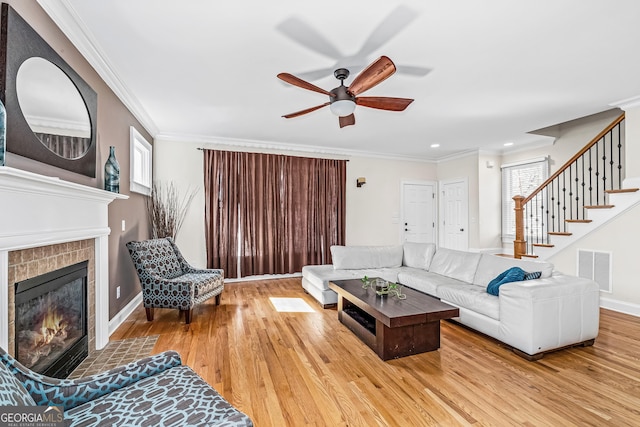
[204,149,345,278]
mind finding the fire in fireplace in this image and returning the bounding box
[15,261,88,378]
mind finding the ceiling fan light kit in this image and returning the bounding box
[330,100,356,117]
[277,56,414,128]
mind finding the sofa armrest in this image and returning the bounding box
[11,351,182,410]
[498,275,600,355]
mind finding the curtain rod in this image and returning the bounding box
[195,147,349,160]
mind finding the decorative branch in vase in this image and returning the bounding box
[146,182,197,239]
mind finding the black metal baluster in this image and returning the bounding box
[617,122,622,189]
[562,170,571,226]
[588,147,593,205]
[609,130,614,191]
[595,142,600,205]
[572,162,579,219]
[550,181,556,232]
[601,136,607,198]
[581,155,586,214]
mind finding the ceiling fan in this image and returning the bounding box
[276,5,430,81]
[277,56,413,128]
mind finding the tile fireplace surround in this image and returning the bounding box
[0,167,126,354]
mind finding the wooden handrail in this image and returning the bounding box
[522,113,625,205]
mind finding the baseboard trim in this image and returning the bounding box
[226,272,302,283]
[600,296,640,317]
[108,292,143,337]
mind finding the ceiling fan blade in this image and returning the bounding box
[396,65,432,77]
[339,114,355,128]
[277,73,336,97]
[356,5,418,58]
[276,16,343,60]
[282,102,330,119]
[356,96,414,111]
[347,56,396,96]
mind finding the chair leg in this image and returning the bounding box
[145,307,154,321]
[215,293,221,305]
[182,309,193,324]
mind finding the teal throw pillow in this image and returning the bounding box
[486,267,526,296]
[524,271,542,280]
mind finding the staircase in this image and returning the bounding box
[527,186,640,259]
[513,113,640,259]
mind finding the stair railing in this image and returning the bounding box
[513,113,625,258]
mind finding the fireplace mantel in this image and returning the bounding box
[0,166,127,351]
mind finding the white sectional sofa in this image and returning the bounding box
[301,243,600,359]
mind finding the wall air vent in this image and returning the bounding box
[577,249,612,293]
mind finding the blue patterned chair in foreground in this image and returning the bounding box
[126,237,224,324]
[0,346,253,426]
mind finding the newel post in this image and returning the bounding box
[513,195,526,259]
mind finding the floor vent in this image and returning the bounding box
[577,249,612,292]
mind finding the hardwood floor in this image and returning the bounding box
[111,278,640,426]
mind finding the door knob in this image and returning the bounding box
[405,228,409,231]
[460,228,464,232]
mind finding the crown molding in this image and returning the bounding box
[610,95,640,111]
[155,132,439,163]
[36,0,159,136]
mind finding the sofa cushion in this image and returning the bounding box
[330,245,403,270]
[66,366,253,426]
[472,254,553,287]
[303,265,405,291]
[428,248,481,283]
[438,284,500,320]
[487,267,526,296]
[398,268,468,297]
[402,242,436,269]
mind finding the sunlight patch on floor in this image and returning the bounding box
[269,297,315,313]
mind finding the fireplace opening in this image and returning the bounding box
[15,261,88,378]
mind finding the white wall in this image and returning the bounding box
[478,152,502,250]
[501,109,623,175]
[346,156,436,245]
[625,106,640,177]
[153,139,436,268]
[152,139,207,267]
[549,204,640,314]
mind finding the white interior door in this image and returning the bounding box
[401,182,435,243]
[440,179,468,250]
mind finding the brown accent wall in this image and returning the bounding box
[4,1,150,320]
[7,240,95,357]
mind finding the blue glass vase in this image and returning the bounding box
[104,146,120,193]
[0,99,5,167]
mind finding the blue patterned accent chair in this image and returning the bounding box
[0,346,253,426]
[126,237,224,324]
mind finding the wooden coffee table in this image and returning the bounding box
[329,279,459,360]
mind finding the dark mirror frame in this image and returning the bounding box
[0,3,97,177]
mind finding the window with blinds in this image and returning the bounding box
[501,158,548,241]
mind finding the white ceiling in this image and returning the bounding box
[39,0,640,160]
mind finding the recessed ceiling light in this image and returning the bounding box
[430,143,440,148]
[504,142,514,146]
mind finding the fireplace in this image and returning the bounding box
[14,261,88,378]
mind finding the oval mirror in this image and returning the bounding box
[16,57,92,160]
